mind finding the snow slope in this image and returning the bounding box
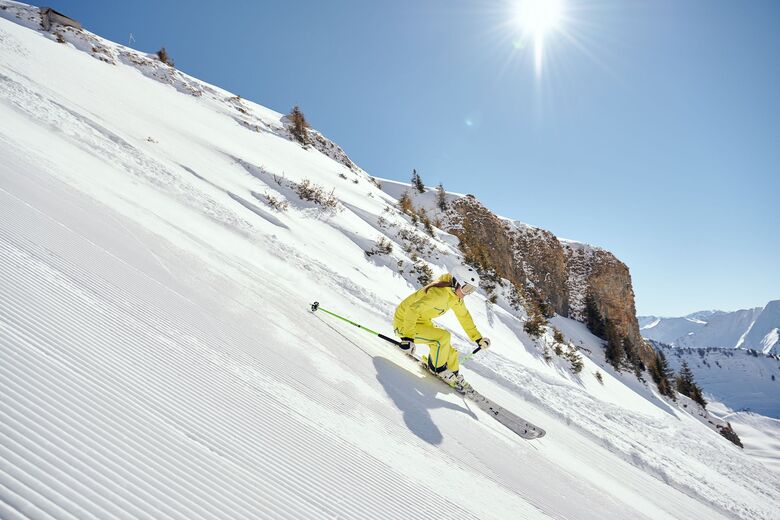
[1,3,779,518]
[707,402,780,474]
[653,342,780,419]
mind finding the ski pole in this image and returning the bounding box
[310,301,482,359]
[459,348,482,364]
[310,302,403,347]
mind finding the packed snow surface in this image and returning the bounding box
[1,3,779,519]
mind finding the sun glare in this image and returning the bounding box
[516,0,563,37]
[514,0,564,75]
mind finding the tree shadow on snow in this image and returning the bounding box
[373,356,477,445]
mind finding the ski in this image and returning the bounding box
[416,353,546,440]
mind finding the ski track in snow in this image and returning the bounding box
[0,186,492,520]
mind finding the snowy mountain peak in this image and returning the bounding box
[639,305,774,351]
[740,300,780,354]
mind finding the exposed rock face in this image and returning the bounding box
[509,223,569,316]
[566,244,654,365]
[444,196,652,366]
[446,197,568,315]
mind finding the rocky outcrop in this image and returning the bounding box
[565,244,654,366]
[445,197,569,315]
[443,196,653,367]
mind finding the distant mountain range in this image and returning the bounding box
[639,300,780,354]
[650,341,780,418]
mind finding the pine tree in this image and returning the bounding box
[603,328,626,371]
[288,105,310,146]
[676,361,707,407]
[411,169,425,193]
[625,339,645,378]
[436,183,447,211]
[565,345,584,373]
[584,294,605,338]
[658,350,674,382]
[649,350,675,399]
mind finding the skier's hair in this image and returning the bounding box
[423,279,454,293]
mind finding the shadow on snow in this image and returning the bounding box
[373,356,476,445]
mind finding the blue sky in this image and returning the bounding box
[46,0,779,316]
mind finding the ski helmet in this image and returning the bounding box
[451,265,480,295]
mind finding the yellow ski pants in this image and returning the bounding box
[394,321,459,373]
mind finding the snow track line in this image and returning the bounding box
[0,215,480,518]
[0,284,442,520]
[0,458,79,520]
[0,210,475,449]
[0,252,459,520]
[0,483,39,520]
[0,432,114,520]
[0,183,425,438]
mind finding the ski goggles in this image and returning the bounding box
[459,283,477,295]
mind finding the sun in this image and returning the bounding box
[516,0,563,37]
[513,0,565,74]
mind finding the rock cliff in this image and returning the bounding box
[443,196,652,367]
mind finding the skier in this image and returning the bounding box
[393,265,491,390]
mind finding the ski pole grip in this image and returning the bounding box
[378,333,402,346]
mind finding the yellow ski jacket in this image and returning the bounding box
[393,274,482,342]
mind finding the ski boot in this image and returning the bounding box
[440,370,470,394]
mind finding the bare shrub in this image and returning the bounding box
[366,236,393,257]
[396,228,436,257]
[419,209,435,236]
[524,314,546,337]
[295,179,339,209]
[272,172,286,186]
[508,283,524,312]
[262,192,289,212]
[157,47,174,66]
[398,191,414,215]
[413,261,433,286]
